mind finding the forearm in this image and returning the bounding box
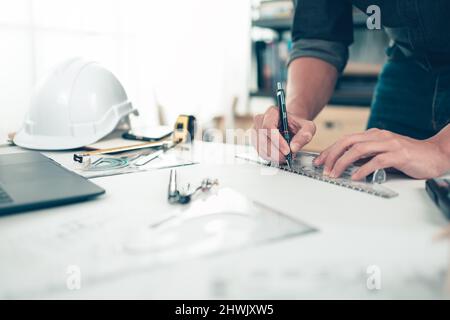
[286,57,339,120]
[431,124,450,161]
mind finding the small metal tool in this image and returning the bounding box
[167,169,218,205]
[168,169,179,204]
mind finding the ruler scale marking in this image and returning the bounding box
[236,152,398,199]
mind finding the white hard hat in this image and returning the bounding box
[14,57,136,150]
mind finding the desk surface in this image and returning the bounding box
[0,142,449,299]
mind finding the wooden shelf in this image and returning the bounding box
[343,62,382,77]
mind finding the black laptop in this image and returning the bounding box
[0,152,105,216]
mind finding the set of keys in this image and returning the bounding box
[168,169,219,205]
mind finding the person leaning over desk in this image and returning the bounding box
[253,0,450,180]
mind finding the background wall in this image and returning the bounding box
[0,0,251,141]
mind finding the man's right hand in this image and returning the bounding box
[252,106,316,163]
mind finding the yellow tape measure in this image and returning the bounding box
[173,115,196,144]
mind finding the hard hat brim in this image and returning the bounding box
[14,130,105,151]
[14,106,137,151]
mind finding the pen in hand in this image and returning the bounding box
[276,82,293,169]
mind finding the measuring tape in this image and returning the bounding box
[173,115,196,144]
[236,152,398,199]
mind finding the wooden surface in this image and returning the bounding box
[343,62,382,77]
[305,106,371,152]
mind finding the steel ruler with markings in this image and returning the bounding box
[236,151,398,199]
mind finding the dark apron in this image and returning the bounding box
[368,59,450,139]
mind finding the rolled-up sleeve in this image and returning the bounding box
[288,0,354,72]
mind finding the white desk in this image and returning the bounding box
[0,142,449,299]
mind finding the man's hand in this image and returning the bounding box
[252,106,316,163]
[250,57,338,163]
[314,128,450,180]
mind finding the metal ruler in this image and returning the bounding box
[236,152,398,199]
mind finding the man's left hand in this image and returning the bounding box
[314,128,450,180]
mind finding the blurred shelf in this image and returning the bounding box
[252,11,369,33]
[252,17,292,32]
[250,90,274,98]
[344,62,382,77]
[250,80,375,107]
[329,91,374,106]
[333,74,379,106]
[250,7,379,109]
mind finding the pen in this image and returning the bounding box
[276,82,293,169]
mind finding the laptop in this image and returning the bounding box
[0,152,105,216]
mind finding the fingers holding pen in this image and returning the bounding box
[289,119,316,153]
[251,108,288,163]
[261,106,291,156]
[252,104,318,163]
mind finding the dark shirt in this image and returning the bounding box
[289,0,450,72]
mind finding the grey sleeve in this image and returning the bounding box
[287,39,349,73]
